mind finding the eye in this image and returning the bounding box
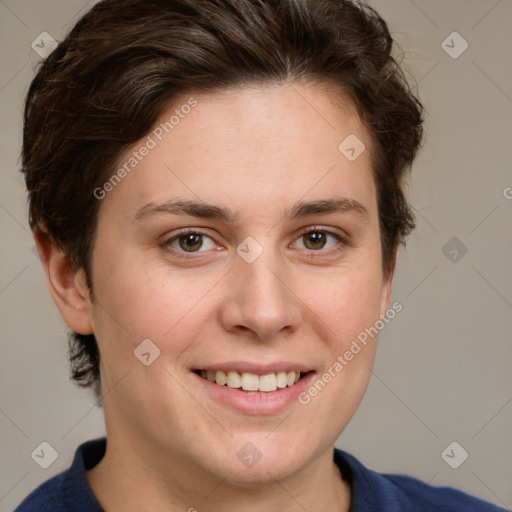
[162,230,219,254]
[292,227,345,253]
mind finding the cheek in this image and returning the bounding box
[90,254,220,356]
[309,265,385,347]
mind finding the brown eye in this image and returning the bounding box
[162,230,218,255]
[178,233,203,252]
[291,228,345,255]
[302,231,327,250]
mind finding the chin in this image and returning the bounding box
[199,432,319,485]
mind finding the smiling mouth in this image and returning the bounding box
[195,370,308,393]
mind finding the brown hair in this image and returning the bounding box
[21,0,423,401]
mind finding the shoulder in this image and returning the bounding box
[382,472,506,511]
[334,449,507,511]
[14,438,106,512]
[14,472,68,512]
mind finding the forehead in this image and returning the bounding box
[166,82,368,163]
[100,82,377,223]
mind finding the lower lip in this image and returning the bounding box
[193,372,316,415]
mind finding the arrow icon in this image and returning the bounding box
[31,441,59,468]
[338,134,365,161]
[441,441,468,469]
[237,442,262,467]
[442,237,467,263]
[236,237,263,263]
[31,32,58,58]
[134,339,161,365]
[441,32,468,59]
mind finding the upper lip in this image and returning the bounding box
[193,361,314,375]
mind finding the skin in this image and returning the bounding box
[35,82,394,511]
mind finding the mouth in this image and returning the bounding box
[192,365,316,414]
[194,369,310,393]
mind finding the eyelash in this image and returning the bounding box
[160,226,347,259]
[294,226,347,259]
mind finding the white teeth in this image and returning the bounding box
[227,371,242,389]
[200,370,303,392]
[276,371,287,388]
[215,370,227,386]
[259,373,277,392]
[241,372,259,391]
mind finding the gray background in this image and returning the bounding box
[1,0,511,510]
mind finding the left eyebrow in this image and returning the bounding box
[286,198,369,222]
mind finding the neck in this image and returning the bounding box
[86,434,351,512]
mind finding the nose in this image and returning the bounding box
[219,251,302,342]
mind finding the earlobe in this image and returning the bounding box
[33,224,94,335]
[380,278,393,318]
[380,253,396,316]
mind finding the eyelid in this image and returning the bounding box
[160,228,221,257]
[296,225,347,240]
[291,225,348,253]
[291,226,350,261]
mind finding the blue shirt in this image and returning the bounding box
[15,437,507,511]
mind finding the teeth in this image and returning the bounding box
[215,370,227,386]
[200,370,303,392]
[241,372,259,391]
[276,371,287,388]
[227,371,242,389]
[259,373,277,392]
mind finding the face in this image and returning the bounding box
[85,82,392,483]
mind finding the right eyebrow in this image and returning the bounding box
[131,199,239,224]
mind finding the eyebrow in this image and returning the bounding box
[287,198,368,221]
[132,197,369,224]
[132,200,239,223]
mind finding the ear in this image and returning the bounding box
[33,224,94,335]
[379,251,396,316]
